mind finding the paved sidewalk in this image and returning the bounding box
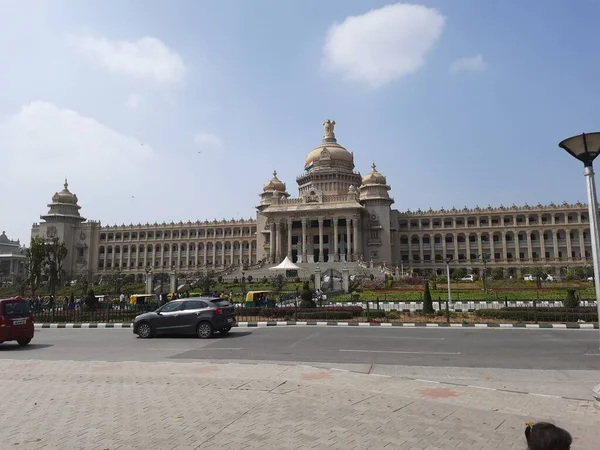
[0,359,598,449]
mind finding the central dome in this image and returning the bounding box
[304,119,354,169]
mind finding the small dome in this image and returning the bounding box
[362,163,387,185]
[52,179,79,204]
[263,170,286,192]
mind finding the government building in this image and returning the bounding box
[30,120,593,281]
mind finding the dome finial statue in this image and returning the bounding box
[323,119,336,139]
[273,170,277,178]
[64,177,68,190]
[371,162,376,171]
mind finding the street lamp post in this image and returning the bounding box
[478,253,490,294]
[241,271,246,299]
[444,257,452,304]
[558,132,600,407]
[444,257,452,323]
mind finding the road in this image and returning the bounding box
[2,326,598,368]
[1,326,598,399]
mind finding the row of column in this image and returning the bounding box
[105,244,254,269]
[406,231,587,263]
[269,215,361,263]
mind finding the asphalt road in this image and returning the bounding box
[1,326,598,370]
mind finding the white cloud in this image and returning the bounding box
[322,3,445,88]
[194,132,223,151]
[0,101,156,242]
[125,93,145,109]
[67,34,186,84]
[449,54,486,74]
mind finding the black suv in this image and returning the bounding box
[133,297,236,339]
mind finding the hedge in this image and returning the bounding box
[235,306,363,318]
[296,312,353,320]
[474,309,597,322]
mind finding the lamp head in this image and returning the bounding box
[559,132,600,167]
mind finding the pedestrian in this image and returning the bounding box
[525,422,572,450]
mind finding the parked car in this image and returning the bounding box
[0,297,34,346]
[588,276,594,282]
[459,275,474,282]
[545,274,556,282]
[523,274,535,281]
[133,297,236,339]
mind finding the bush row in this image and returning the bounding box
[501,307,597,313]
[474,309,598,322]
[235,306,363,318]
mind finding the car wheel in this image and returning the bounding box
[17,339,31,346]
[137,322,153,339]
[220,327,231,335]
[197,321,213,339]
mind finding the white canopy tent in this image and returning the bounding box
[269,256,301,271]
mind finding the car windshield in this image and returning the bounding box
[3,301,31,317]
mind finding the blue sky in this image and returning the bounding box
[1,0,599,243]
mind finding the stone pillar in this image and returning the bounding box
[352,215,359,262]
[314,265,321,291]
[318,217,324,263]
[301,218,307,263]
[275,221,282,262]
[346,217,352,262]
[566,230,573,261]
[145,270,153,295]
[287,218,293,260]
[333,217,339,262]
[169,269,177,294]
[270,222,276,263]
[342,265,350,293]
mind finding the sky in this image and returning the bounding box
[1,0,600,244]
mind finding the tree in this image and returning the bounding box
[103,270,124,295]
[564,289,580,308]
[453,268,467,279]
[44,237,68,297]
[195,271,216,296]
[530,266,548,289]
[26,236,47,296]
[270,273,285,294]
[84,288,98,311]
[300,281,315,308]
[422,280,434,314]
[491,267,505,280]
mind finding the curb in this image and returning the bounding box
[34,322,599,329]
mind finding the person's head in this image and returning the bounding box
[525,422,572,450]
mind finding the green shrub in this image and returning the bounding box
[83,289,98,311]
[387,311,400,320]
[233,277,239,284]
[472,275,480,282]
[564,290,580,308]
[423,281,434,314]
[297,312,353,320]
[437,276,447,284]
[294,276,301,283]
[218,276,223,283]
[474,308,597,322]
[362,310,386,318]
[247,275,253,283]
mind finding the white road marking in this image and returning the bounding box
[340,335,445,340]
[339,349,461,355]
[195,347,243,351]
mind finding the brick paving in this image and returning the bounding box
[0,359,597,449]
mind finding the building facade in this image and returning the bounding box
[31,120,594,280]
[0,231,26,282]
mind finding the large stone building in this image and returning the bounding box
[0,231,26,282]
[31,120,594,280]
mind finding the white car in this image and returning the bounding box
[459,275,474,282]
[523,274,534,281]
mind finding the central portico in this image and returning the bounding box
[256,120,394,265]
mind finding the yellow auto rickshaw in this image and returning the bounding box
[245,291,276,308]
[129,294,159,310]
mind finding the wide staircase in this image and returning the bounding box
[222,260,391,281]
